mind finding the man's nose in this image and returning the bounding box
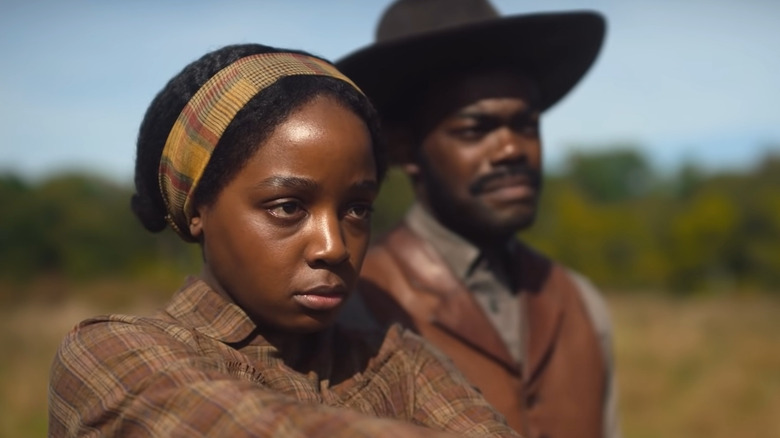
[489,127,528,164]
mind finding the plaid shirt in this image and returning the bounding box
[49,278,520,437]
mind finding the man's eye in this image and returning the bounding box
[510,113,541,136]
[451,121,497,141]
[454,125,489,138]
[512,121,540,136]
[268,201,303,218]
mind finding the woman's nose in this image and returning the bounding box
[304,212,349,267]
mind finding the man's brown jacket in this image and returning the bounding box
[354,223,607,438]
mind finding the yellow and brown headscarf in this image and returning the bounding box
[158,52,361,241]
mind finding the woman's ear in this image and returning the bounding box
[189,213,203,238]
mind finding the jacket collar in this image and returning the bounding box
[514,245,565,385]
[405,203,481,281]
[163,277,343,378]
[386,221,565,382]
[385,224,517,370]
[164,277,259,344]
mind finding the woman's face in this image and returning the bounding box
[190,95,378,333]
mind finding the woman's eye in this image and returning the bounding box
[268,201,303,218]
[347,204,373,220]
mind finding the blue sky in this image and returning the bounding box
[1,0,779,182]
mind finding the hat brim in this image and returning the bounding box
[337,11,606,121]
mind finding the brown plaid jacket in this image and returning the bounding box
[48,278,520,437]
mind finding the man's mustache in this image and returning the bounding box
[468,165,541,195]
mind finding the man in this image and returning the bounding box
[337,1,619,438]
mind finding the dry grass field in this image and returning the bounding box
[610,292,780,438]
[1,284,778,437]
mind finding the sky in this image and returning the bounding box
[1,0,779,183]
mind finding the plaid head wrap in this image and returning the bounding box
[159,52,362,241]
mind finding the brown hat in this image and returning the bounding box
[336,0,606,122]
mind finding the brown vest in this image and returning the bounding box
[357,224,606,438]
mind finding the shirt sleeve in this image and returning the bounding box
[397,328,522,438]
[567,270,622,438]
[47,317,468,438]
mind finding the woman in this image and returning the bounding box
[48,44,520,437]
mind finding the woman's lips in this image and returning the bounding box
[293,286,347,311]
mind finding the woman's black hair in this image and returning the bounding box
[131,43,386,234]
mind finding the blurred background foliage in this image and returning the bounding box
[4,145,777,305]
[2,145,779,437]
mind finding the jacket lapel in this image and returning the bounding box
[514,244,565,386]
[385,226,518,371]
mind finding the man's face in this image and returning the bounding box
[408,70,542,245]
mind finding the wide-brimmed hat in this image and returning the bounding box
[336,0,606,122]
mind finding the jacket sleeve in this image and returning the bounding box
[48,317,462,438]
[396,328,522,438]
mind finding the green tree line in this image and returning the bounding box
[525,149,780,293]
[2,147,778,302]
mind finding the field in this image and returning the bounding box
[1,285,778,437]
[611,292,780,438]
